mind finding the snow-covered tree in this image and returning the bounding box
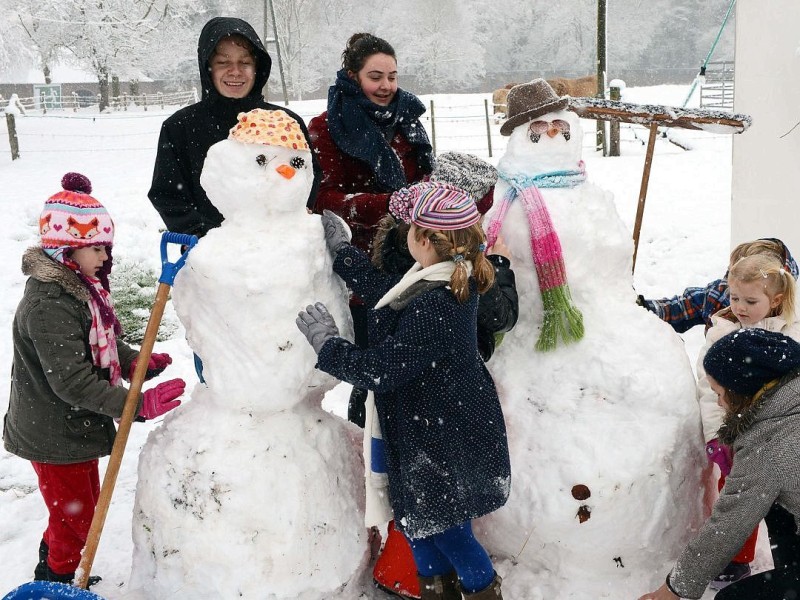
[378,0,487,90]
[265,0,351,100]
[1,0,64,82]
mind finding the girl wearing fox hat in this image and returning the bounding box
[3,173,185,585]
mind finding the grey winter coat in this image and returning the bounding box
[3,248,138,464]
[667,371,800,599]
[319,245,511,539]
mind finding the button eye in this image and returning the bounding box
[256,154,267,166]
[290,156,305,169]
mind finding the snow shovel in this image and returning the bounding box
[2,232,198,600]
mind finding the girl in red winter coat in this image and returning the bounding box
[308,32,434,430]
[308,34,435,598]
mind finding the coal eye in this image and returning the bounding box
[256,154,267,166]
[290,156,305,169]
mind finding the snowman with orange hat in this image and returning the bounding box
[130,109,367,598]
[475,80,705,597]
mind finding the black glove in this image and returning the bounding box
[321,210,351,255]
[296,302,340,354]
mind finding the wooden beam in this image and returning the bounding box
[568,97,751,133]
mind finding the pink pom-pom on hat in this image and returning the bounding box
[61,172,93,194]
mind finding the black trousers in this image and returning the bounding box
[716,504,800,600]
[347,304,369,428]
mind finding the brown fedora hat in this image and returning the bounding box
[500,78,569,136]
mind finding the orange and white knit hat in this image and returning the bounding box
[229,109,309,151]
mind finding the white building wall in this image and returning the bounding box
[731,0,800,252]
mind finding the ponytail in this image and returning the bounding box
[417,222,495,303]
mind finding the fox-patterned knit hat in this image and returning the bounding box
[40,172,114,255]
[229,108,309,150]
[390,182,480,231]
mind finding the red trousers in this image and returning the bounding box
[32,460,100,575]
[719,472,758,563]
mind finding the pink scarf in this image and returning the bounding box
[85,276,123,385]
[486,165,585,351]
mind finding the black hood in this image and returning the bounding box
[198,17,272,103]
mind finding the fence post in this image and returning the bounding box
[429,99,436,155]
[122,93,128,111]
[609,80,624,157]
[72,92,78,112]
[158,92,164,110]
[6,113,20,160]
[483,99,493,158]
[143,94,148,112]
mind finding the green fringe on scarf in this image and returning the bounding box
[536,286,585,351]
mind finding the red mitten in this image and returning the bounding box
[706,438,733,475]
[129,352,173,381]
[139,378,185,420]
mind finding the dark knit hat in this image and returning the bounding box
[430,152,498,202]
[500,78,570,136]
[703,329,800,397]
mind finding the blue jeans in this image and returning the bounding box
[404,521,494,593]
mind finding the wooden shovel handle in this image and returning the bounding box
[74,282,171,588]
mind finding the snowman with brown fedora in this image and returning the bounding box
[476,79,705,597]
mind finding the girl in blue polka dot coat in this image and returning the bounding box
[297,182,510,599]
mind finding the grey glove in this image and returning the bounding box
[296,302,340,354]
[430,151,498,201]
[321,209,351,256]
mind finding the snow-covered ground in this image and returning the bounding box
[0,85,767,599]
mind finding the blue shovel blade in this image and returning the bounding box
[2,581,106,600]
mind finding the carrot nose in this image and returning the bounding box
[276,164,296,179]
[547,124,560,138]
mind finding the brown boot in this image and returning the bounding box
[462,573,503,599]
[418,571,461,600]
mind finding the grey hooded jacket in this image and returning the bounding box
[667,372,800,599]
[3,248,138,464]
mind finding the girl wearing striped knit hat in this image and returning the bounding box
[297,181,510,599]
[3,173,185,586]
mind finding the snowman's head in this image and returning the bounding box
[200,109,314,222]
[500,109,583,175]
[498,79,584,174]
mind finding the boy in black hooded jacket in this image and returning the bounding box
[148,17,321,237]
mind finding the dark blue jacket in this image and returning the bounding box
[317,245,511,538]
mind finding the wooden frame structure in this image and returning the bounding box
[568,98,751,272]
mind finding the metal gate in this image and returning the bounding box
[700,60,735,109]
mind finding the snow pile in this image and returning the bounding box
[128,110,367,598]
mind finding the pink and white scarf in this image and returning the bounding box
[85,276,123,385]
[485,163,586,351]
